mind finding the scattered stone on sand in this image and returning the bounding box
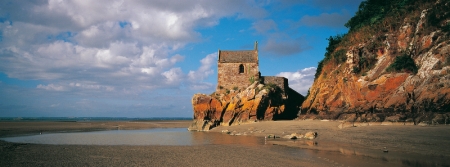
[282,133,304,140]
[304,131,317,140]
[266,134,280,138]
[281,132,317,140]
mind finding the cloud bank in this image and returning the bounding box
[277,67,316,95]
[0,0,266,95]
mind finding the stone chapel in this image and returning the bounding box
[217,42,260,91]
[217,41,289,94]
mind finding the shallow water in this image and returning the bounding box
[0,128,265,146]
[2,128,449,167]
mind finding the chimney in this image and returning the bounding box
[254,41,258,50]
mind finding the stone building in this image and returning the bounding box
[217,42,260,91]
[217,41,289,94]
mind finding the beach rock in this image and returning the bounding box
[283,133,303,139]
[266,134,280,138]
[188,120,211,131]
[300,1,450,122]
[189,82,304,131]
[304,132,317,140]
[283,135,292,139]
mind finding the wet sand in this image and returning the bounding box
[211,120,450,166]
[1,120,450,166]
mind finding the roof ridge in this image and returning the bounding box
[220,50,254,52]
[218,49,258,63]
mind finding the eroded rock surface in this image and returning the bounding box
[189,82,303,131]
[301,2,450,124]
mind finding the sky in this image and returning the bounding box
[0,0,364,118]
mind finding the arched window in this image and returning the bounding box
[239,64,244,74]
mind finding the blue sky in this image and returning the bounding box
[0,0,363,117]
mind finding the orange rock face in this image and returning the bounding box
[189,83,303,131]
[300,7,450,124]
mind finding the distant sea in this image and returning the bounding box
[0,117,192,122]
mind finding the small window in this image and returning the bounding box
[239,64,244,74]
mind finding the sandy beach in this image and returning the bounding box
[211,120,450,156]
[1,120,449,166]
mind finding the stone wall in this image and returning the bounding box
[217,62,259,91]
[261,76,288,92]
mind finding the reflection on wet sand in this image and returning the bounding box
[265,138,450,167]
[3,127,450,167]
[196,129,450,167]
[191,131,263,146]
[267,138,317,147]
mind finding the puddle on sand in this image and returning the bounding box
[0,128,265,146]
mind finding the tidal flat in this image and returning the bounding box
[1,120,449,167]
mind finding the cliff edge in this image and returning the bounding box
[301,0,450,124]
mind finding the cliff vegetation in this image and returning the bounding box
[302,0,450,124]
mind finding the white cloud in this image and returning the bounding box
[69,82,115,91]
[187,52,217,90]
[37,84,66,91]
[50,103,60,107]
[0,0,267,95]
[37,82,116,92]
[1,0,338,117]
[188,52,217,81]
[162,68,184,85]
[277,67,316,95]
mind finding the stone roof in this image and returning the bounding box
[218,50,258,63]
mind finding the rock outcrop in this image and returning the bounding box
[189,82,303,131]
[301,0,450,124]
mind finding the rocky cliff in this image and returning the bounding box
[189,82,303,131]
[301,0,450,124]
